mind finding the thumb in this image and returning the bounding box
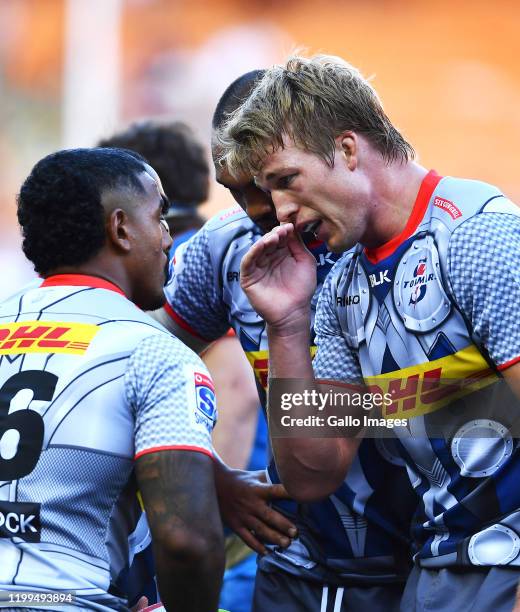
[263,482,291,500]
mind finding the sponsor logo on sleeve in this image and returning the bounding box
[194,372,217,429]
[433,196,462,220]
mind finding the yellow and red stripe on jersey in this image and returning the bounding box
[0,321,99,355]
[245,346,318,390]
[364,344,498,419]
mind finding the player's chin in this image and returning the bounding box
[136,287,167,312]
[326,234,350,254]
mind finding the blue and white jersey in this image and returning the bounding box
[164,207,417,584]
[0,275,216,610]
[313,170,520,567]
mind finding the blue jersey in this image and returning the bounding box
[314,170,520,568]
[164,207,417,584]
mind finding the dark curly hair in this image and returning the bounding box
[98,121,209,209]
[17,147,148,276]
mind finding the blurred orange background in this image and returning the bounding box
[1,0,519,297]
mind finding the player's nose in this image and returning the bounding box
[271,192,299,223]
[161,220,173,251]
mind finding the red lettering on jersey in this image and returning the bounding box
[38,327,70,348]
[386,374,420,414]
[433,197,462,220]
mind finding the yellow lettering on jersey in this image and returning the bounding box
[0,321,99,355]
[245,346,318,390]
[364,344,498,419]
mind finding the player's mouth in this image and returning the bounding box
[303,220,322,240]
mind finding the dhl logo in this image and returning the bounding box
[245,346,318,390]
[364,344,498,419]
[0,321,99,355]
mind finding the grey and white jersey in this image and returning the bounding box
[0,275,216,610]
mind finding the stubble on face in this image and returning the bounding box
[254,138,367,255]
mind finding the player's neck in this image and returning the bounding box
[46,261,128,296]
[361,162,428,249]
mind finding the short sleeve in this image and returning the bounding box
[125,333,217,459]
[312,256,363,382]
[447,211,520,370]
[163,225,230,342]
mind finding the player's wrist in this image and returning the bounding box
[267,308,311,338]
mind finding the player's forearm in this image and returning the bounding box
[271,427,359,502]
[266,314,314,379]
[266,323,358,501]
[154,535,224,612]
[136,451,224,611]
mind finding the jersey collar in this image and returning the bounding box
[364,170,442,264]
[40,274,126,297]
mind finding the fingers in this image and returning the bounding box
[241,224,295,276]
[254,500,298,539]
[249,483,298,538]
[255,225,293,267]
[244,515,292,549]
[240,237,267,277]
[235,525,268,556]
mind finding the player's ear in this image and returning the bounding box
[338,131,357,171]
[106,208,131,253]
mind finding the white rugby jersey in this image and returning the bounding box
[0,275,216,610]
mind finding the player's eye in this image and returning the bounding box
[278,174,296,189]
[160,195,170,216]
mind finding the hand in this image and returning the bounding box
[215,465,297,555]
[240,224,316,332]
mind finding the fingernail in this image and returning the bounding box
[281,538,290,547]
[289,527,297,538]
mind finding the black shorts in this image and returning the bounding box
[253,566,404,612]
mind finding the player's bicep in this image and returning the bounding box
[135,449,220,548]
[126,334,217,461]
[448,211,520,369]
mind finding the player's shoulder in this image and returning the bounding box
[432,176,506,225]
[204,206,256,235]
[436,176,519,241]
[129,326,202,367]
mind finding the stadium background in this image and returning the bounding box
[1,0,519,298]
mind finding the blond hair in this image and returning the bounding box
[218,54,414,176]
